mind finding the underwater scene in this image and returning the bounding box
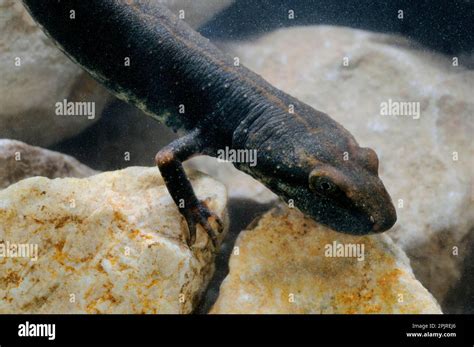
[0,0,473,327]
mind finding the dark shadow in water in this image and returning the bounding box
[201,0,474,57]
[443,227,474,314]
[196,198,276,313]
[51,100,177,171]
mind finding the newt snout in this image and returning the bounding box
[369,192,397,233]
[350,147,397,234]
[344,174,397,234]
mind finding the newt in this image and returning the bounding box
[22,0,397,246]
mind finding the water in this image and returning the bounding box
[1,0,473,315]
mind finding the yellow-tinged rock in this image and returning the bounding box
[211,206,442,314]
[0,167,227,313]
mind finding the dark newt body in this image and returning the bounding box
[23,0,397,246]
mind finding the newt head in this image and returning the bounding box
[257,131,397,235]
[304,145,397,234]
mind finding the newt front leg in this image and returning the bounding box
[155,129,223,247]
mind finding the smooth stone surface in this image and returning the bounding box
[211,206,442,314]
[0,0,111,147]
[0,167,228,313]
[0,139,97,189]
[219,26,474,303]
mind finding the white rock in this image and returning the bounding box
[0,0,111,147]
[219,26,474,303]
[185,156,277,204]
[0,139,97,189]
[0,167,228,313]
[211,206,442,314]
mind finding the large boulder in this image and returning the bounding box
[218,26,474,305]
[211,206,442,314]
[0,167,228,313]
[0,0,111,147]
[0,139,97,189]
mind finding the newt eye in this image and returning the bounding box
[309,175,337,194]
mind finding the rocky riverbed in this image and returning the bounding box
[0,0,472,314]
